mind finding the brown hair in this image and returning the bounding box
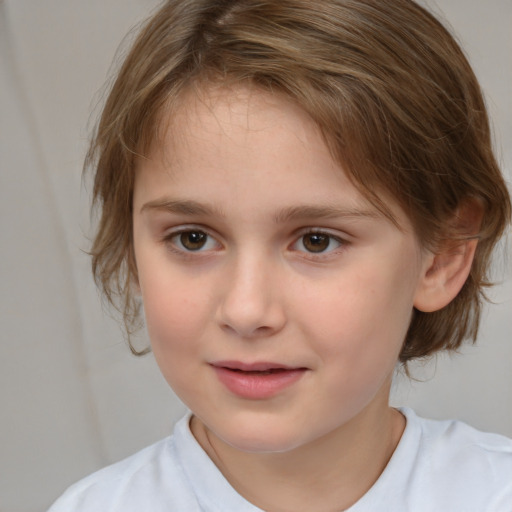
[88,0,511,360]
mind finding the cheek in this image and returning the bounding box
[298,271,413,416]
[142,278,203,344]
[297,263,415,369]
[137,256,210,367]
[140,275,210,403]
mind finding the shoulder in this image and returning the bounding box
[47,415,201,512]
[402,408,512,510]
[352,409,512,512]
[48,412,264,512]
[410,409,512,468]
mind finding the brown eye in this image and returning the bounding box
[302,233,331,253]
[179,231,208,251]
[294,232,343,255]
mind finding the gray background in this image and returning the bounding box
[1,1,510,511]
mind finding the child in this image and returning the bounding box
[49,0,512,510]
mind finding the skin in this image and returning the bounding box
[131,85,471,511]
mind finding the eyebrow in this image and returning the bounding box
[273,204,380,223]
[140,198,225,217]
[141,198,380,225]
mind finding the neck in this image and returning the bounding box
[191,396,405,512]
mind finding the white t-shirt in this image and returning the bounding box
[48,408,512,512]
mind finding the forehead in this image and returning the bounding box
[159,85,331,169]
[136,84,410,229]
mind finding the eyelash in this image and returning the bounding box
[291,230,345,256]
[163,228,220,255]
[162,227,348,258]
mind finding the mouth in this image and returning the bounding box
[228,368,290,375]
[211,360,306,372]
[210,361,308,399]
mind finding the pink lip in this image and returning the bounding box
[210,361,307,400]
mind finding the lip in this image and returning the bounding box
[210,360,307,400]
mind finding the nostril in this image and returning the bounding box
[216,275,286,337]
[220,322,274,338]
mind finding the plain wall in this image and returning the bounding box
[1,1,510,511]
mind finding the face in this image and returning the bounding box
[132,86,428,454]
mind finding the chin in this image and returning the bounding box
[217,422,311,454]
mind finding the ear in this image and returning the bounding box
[413,200,483,313]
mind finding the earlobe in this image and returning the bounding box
[413,199,483,313]
[413,238,478,312]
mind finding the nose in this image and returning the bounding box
[216,253,286,339]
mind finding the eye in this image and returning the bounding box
[168,229,219,252]
[294,232,343,254]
